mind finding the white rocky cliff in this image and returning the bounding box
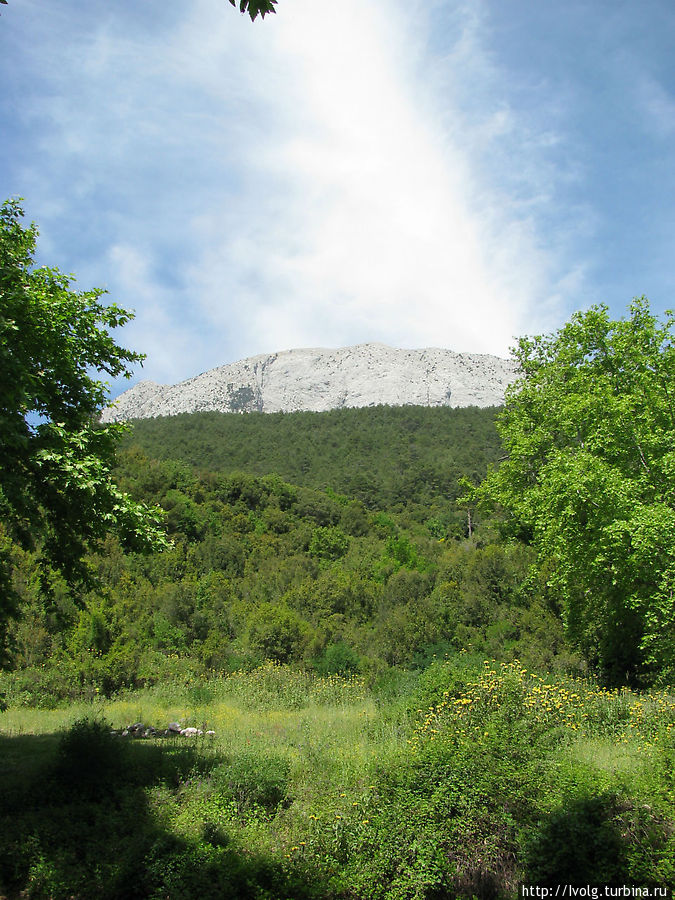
[100,343,518,422]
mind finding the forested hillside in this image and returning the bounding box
[5,299,675,897]
[4,0,675,883]
[122,405,502,524]
[1,408,574,704]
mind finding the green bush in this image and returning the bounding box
[313,641,361,676]
[246,603,312,664]
[212,751,290,813]
[413,653,484,709]
[308,526,350,561]
[385,535,420,569]
[523,791,629,884]
[53,716,127,798]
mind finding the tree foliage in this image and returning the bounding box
[123,404,502,532]
[0,200,167,643]
[228,0,277,22]
[1,452,571,701]
[473,299,675,685]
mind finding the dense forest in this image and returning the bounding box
[122,405,503,520]
[2,404,575,705]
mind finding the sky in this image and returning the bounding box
[2,0,674,397]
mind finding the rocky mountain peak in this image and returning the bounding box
[100,343,518,422]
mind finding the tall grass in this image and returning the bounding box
[1,660,674,899]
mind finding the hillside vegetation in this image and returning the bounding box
[2,406,572,703]
[2,401,674,897]
[122,405,502,522]
[2,660,674,897]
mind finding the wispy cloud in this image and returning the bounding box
[177,0,575,365]
[3,0,590,388]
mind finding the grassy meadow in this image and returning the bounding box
[2,658,674,899]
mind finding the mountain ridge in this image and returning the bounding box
[101,342,518,422]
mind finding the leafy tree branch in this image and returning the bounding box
[0,199,167,649]
[228,0,277,21]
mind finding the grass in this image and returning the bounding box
[570,737,658,777]
[1,661,674,899]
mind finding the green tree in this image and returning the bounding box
[228,0,277,21]
[472,299,675,685]
[246,602,310,663]
[308,525,350,562]
[0,199,167,645]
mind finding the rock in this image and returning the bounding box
[167,722,182,733]
[180,727,202,736]
[206,730,216,736]
[100,343,518,422]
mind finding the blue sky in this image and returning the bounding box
[2,0,674,396]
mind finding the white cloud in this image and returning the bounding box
[103,244,206,389]
[178,0,570,365]
[4,0,582,386]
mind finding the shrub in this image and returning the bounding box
[53,716,127,798]
[246,603,312,664]
[212,751,290,813]
[308,526,350,561]
[313,641,361,676]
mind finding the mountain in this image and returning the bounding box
[101,342,518,422]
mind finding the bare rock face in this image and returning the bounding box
[100,343,518,422]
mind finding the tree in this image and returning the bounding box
[471,299,675,686]
[228,0,277,21]
[0,199,167,646]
